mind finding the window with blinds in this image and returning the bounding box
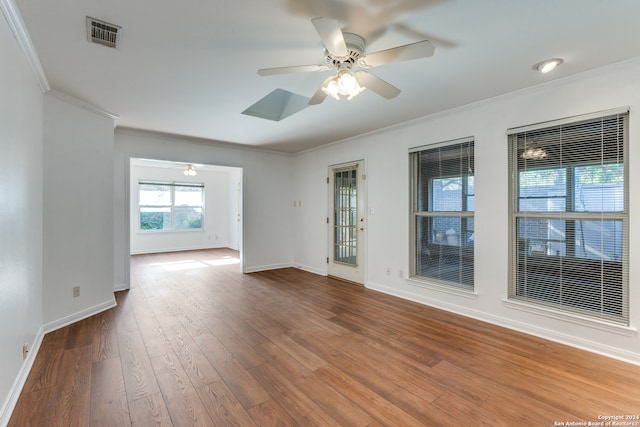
[410,138,475,290]
[508,110,628,325]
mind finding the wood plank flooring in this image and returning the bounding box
[9,248,640,426]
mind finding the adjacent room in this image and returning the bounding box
[2,0,640,425]
[129,158,242,262]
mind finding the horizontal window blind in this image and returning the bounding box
[411,139,475,290]
[409,136,474,154]
[509,111,628,324]
[507,107,629,135]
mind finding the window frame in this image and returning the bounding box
[409,137,475,291]
[138,181,205,232]
[508,109,629,325]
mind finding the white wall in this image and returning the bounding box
[293,58,640,364]
[0,10,43,422]
[42,94,116,325]
[114,129,294,281]
[130,163,239,254]
[228,167,242,251]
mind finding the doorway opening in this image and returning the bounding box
[328,160,365,285]
[125,158,243,289]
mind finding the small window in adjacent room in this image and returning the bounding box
[410,137,475,290]
[139,181,204,231]
[508,109,628,325]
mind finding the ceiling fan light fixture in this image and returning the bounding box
[258,17,431,108]
[183,164,197,176]
[322,79,340,100]
[322,68,366,101]
[337,69,358,91]
[533,58,563,74]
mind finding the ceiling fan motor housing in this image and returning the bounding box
[324,33,365,69]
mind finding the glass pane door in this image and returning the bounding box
[334,167,358,265]
[328,160,365,284]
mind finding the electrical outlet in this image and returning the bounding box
[398,269,404,278]
[22,343,28,360]
[385,267,391,276]
[73,286,80,298]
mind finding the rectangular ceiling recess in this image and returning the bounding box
[86,17,121,48]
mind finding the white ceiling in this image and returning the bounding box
[15,0,640,153]
[131,158,238,174]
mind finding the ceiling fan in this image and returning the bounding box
[258,17,435,104]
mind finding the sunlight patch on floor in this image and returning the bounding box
[204,257,240,266]
[147,256,240,271]
[156,260,208,271]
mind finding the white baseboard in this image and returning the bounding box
[294,263,327,276]
[42,297,117,334]
[0,327,45,427]
[368,281,640,367]
[114,283,129,292]
[243,262,293,274]
[1,297,118,425]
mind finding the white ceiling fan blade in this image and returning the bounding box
[258,64,329,76]
[308,76,334,105]
[358,40,435,68]
[311,17,348,57]
[355,71,401,99]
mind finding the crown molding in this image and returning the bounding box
[47,89,119,121]
[0,0,49,92]
[115,127,293,156]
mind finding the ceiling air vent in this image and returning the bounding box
[86,17,121,48]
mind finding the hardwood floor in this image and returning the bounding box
[10,248,640,426]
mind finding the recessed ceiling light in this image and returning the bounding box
[533,58,563,74]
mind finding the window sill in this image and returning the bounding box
[137,229,204,234]
[503,298,636,337]
[407,277,478,299]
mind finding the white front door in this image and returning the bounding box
[327,161,365,284]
